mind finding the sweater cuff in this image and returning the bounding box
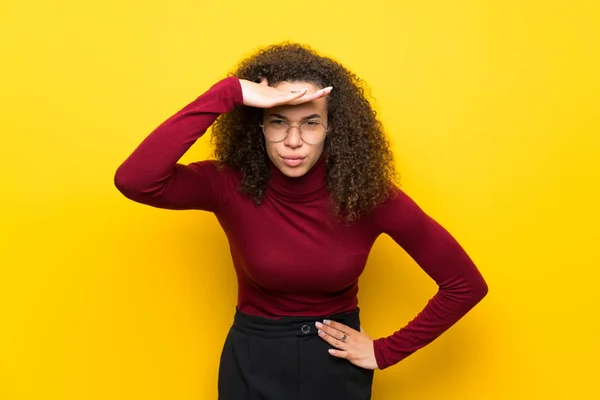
[373,338,390,370]
[206,76,244,109]
[224,76,244,107]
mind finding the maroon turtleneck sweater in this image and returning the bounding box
[114,76,488,370]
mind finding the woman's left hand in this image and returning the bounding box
[315,320,379,370]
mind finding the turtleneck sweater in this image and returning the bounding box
[114,76,488,370]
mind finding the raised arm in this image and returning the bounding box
[372,186,489,370]
[113,77,244,211]
[114,76,333,211]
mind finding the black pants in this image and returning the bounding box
[218,306,374,400]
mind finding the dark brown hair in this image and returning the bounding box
[211,42,398,222]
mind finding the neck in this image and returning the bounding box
[267,153,327,201]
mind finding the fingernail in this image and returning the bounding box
[315,321,323,328]
[323,319,331,325]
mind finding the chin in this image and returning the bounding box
[279,164,310,178]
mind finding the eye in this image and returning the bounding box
[305,121,319,125]
[269,119,285,125]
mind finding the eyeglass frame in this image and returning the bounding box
[259,120,330,144]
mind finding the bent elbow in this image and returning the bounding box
[113,163,147,199]
[472,274,489,304]
[114,164,133,192]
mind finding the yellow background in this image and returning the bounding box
[1,0,598,398]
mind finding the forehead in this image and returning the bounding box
[265,81,328,117]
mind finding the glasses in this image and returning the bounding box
[260,120,329,145]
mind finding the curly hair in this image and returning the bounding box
[211,42,398,222]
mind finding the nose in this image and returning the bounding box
[284,125,303,148]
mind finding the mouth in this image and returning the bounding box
[280,155,306,167]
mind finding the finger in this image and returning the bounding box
[317,327,350,350]
[264,89,308,108]
[278,89,308,103]
[317,322,352,344]
[316,86,334,96]
[287,86,333,105]
[322,318,355,334]
[328,349,350,359]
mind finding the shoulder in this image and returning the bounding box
[187,159,242,201]
[370,182,432,231]
[188,159,240,179]
[374,182,414,211]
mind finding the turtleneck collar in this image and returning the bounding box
[267,152,328,202]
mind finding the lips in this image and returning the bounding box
[280,155,306,167]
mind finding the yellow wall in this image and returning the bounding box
[1,0,598,398]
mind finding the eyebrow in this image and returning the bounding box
[267,113,321,120]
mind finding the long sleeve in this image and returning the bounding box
[371,185,489,370]
[114,76,244,211]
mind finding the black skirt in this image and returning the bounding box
[217,306,375,400]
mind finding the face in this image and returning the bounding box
[262,81,328,178]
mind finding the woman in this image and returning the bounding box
[114,42,488,399]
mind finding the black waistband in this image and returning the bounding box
[231,307,361,338]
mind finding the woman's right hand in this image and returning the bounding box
[239,77,332,108]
